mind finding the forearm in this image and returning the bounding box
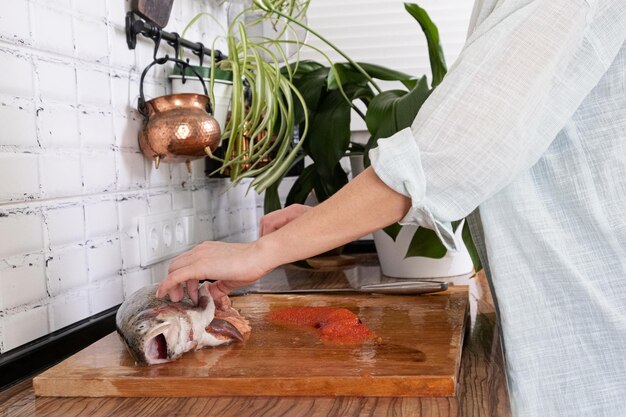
[255,167,411,269]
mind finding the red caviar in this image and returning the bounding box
[268,307,375,344]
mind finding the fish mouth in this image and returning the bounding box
[144,325,173,364]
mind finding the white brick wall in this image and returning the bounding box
[0,0,259,354]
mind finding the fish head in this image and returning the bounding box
[119,304,191,365]
[116,283,250,366]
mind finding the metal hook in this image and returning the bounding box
[152,31,163,61]
[167,32,186,79]
[171,32,181,61]
[193,42,205,68]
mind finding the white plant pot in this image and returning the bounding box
[169,75,232,132]
[374,224,474,278]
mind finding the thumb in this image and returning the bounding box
[208,280,248,309]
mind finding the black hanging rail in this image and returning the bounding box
[125,12,226,62]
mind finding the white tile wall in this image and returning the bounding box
[85,200,118,239]
[0,0,31,42]
[0,51,34,98]
[89,276,123,314]
[47,246,88,296]
[0,154,40,200]
[109,28,135,70]
[48,289,90,331]
[0,0,256,354]
[107,0,131,28]
[173,190,193,210]
[87,239,122,282]
[118,197,148,236]
[32,5,74,55]
[72,0,107,18]
[37,104,80,148]
[79,110,115,148]
[0,101,38,147]
[73,18,110,63]
[120,234,141,270]
[41,153,82,197]
[122,269,152,298]
[0,212,43,259]
[82,151,117,193]
[116,151,146,190]
[1,306,49,352]
[77,68,111,106]
[145,160,172,187]
[37,60,76,103]
[148,193,172,214]
[0,255,46,310]
[114,113,142,150]
[45,205,85,248]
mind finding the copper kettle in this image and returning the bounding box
[137,59,221,169]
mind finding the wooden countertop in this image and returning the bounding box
[0,254,511,417]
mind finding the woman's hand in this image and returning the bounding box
[156,241,271,307]
[156,204,311,307]
[259,204,311,236]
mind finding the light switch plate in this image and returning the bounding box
[137,209,195,267]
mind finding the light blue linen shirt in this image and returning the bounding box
[369,0,626,416]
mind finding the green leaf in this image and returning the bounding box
[462,221,483,271]
[290,66,330,125]
[363,76,431,166]
[327,62,418,91]
[366,75,430,138]
[327,63,368,90]
[404,3,447,87]
[394,76,431,128]
[383,222,402,241]
[306,89,352,179]
[281,60,325,78]
[263,180,282,214]
[365,89,406,139]
[313,163,348,202]
[286,163,317,205]
[405,227,447,259]
[355,62,418,90]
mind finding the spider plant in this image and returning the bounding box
[178,0,314,193]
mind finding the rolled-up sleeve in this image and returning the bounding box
[370,0,625,250]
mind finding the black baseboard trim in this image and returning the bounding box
[0,306,118,391]
[343,239,376,254]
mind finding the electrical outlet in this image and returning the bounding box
[138,209,196,267]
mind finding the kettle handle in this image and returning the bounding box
[138,56,211,116]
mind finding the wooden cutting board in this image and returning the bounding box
[34,286,469,398]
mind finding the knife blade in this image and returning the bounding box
[232,281,448,296]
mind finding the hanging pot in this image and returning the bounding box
[137,58,221,169]
[169,65,233,132]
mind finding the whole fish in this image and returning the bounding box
[116,282,250,365]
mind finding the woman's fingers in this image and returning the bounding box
[158,264,201,298]
[168,283,185,303]
[187,279,200,305]
[156,241,268,301]
[207,281,231,309]
[208,280,248,309]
